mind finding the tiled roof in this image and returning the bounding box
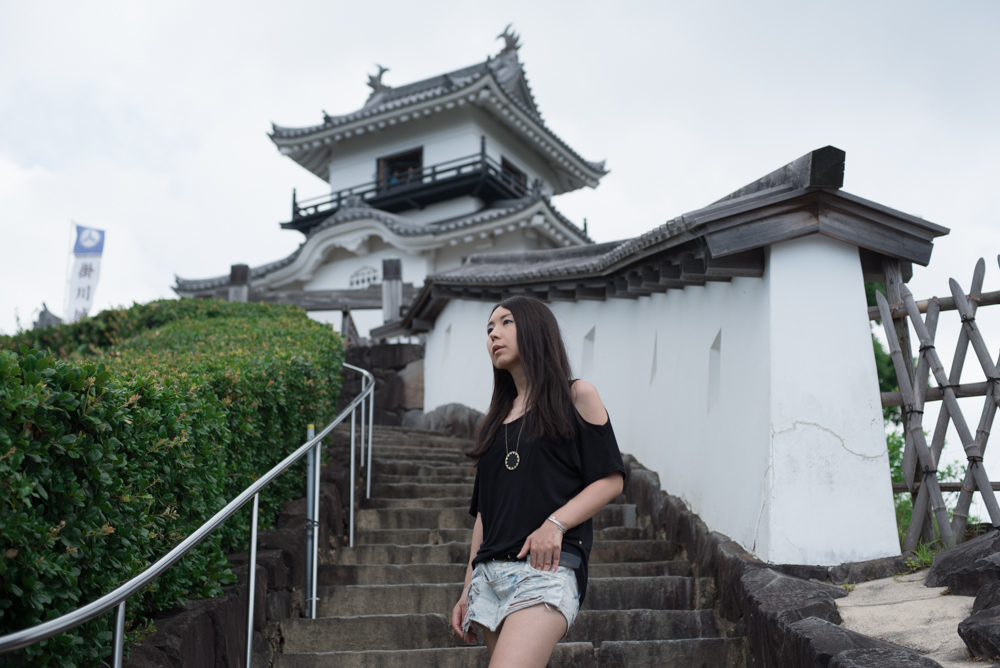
[173,193,589,293]
[269,51,607,177]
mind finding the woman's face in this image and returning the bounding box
[487,306,520,370]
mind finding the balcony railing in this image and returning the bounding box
[285,151,530,231]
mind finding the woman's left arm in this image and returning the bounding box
[517,381,624,571]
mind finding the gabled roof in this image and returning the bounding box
[269,48,607,194]
[173,192,590,297]
[371,146,951,339]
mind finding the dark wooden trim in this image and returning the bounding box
[705,248,765,278]
[575,285,606,300]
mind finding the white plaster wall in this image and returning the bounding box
[765,235,899,564]
[323,107,556,195]
[421,235,899,565]
[304,242,431,292]
[399,196,484,225]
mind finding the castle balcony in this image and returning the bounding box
[282,151,530,235]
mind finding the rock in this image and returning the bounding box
[416,403,484,438]
[267,589,292,621]
[771,563,832,583]
[785,617,935,667]
[828,646,943,667]
[974,582,1000,613]
[368,343,423,369]
[401,409,424,428]
[742,568,846,667]
[959,606,1000,660]
[398,358,424,409]
[830,554,914,585]
[122,644,173,668]
[925,530,1000,595]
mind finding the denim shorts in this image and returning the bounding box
[462,559,580,636]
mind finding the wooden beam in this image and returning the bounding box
[608,277,639,299]
[627,271,653,296]
[679,255,708,284]
[641,265,668,292]
[868,289,1000,321]
[882,381,991,408]
[576,285,606,300]
[705,248,765,278]
[548,286,576,301]
[251,284,418,311]
[894,482,1000,493]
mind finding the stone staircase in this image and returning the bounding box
[271,427,750,667]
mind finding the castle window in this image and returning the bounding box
[378,148,423,187]
[349,266,380,288]
[502,157,527,192]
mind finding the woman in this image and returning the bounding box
[450,295,626,667]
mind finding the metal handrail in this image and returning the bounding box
[0,362,376,667]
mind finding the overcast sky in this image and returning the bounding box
[3,2,1000,514]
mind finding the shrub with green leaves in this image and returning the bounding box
[0,303,343,667]
[0,299,289,359]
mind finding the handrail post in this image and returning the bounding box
[111,601,125,668]
[244,494,259,668]
[366,385,374,499]
[349,408,356,548]
[360,377,366,470]
[304,424,316,620]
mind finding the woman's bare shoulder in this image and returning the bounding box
[571,380,609,425]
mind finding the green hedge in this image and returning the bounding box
[0,303,343,667]
[0,299,291,359]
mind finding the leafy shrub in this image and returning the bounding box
[0,299,288,360]
[0,303,343,667]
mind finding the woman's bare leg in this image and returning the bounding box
[483,620,502,655]
[488,604,567,668]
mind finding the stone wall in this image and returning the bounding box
[620,454,931,667]
[338,343,424,426]
[123,434,353,668]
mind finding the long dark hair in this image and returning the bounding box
[468,295,578,461]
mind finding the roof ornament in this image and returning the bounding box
[497,24,520,55]
[367,65,390,92]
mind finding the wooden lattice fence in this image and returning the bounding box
[875,256,1000,550]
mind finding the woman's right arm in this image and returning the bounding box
[451,512,483,642]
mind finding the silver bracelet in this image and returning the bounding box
[546,515,567,534]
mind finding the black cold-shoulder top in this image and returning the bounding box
[468,413,626,603]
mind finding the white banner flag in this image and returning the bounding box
[66,225,105,324]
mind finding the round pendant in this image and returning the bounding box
[505,451,520,471]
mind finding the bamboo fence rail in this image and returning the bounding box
[877,256,1000,550]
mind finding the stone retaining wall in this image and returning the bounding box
[621,454,936,667]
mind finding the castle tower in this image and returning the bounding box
[174,28,607,337]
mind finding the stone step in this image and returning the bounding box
[281,613,461,652]
[372,473,476,485]
[369,483,474,499]
[363,497,470,509]
[283,609,717,654]
[329,542,468,565]
[318,583,463,617]
[590,561,691,579]
[354,504,633,532]
[273,643,597,668]
[368,447,469,461]
[597,638,748,667]
[593,504,636,530]
[356,528,473,545]
[329,540,675,566]
[318,563,465,586]
[353,527,651,544]
[584,577,693,611]
[373,461,474,476]
[355,507,475,531]
[595,526,654,540]
[567,609,718,644]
